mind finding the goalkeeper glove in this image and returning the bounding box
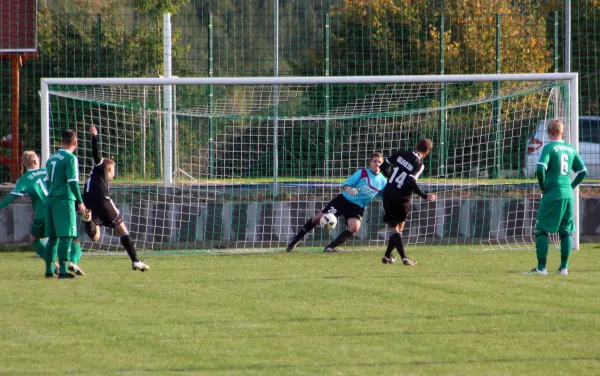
[346,187,358,196]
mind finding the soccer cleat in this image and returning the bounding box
[132,260,150,272]
[57,273,76,279]
[285,243,296,253]
[381,255,396,264]
[523,267,548,275]
[402,258,418,266]
[82,209,92,222]
[323,247,337,253]
[44,273,57,279]
[53,262,60,275]
[557,268,568,275]
[68,262,85,276]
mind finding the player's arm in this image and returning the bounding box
[0,181,25,209]
[0,194,17,209]
[405,177,427,199]
[341,169,362,196]
[380,151,401,178]
[67,157,85,208]
[571,152,587,188]
[90,124,102,165]
[536,145,551,192]
[407,164,435,201]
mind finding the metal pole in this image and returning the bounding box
[163,13,173,185]
[142,86,146,178]
[554,11,559,73]
[40,81,50,167]
[324,14,330,178]
[565,0,571,72]
[10,55,21,182]
[492,14,502,179]
[570,76,579,249]
[97,14,101,77]
[208,14,215,177]
[272,0,279,197]
[439,9,447,177]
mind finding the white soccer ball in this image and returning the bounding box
[320,213,338,231]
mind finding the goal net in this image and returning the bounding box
[40,74,579,253]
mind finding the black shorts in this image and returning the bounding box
[83,195,124,229]
[321,194,364,223]
[383,196,412,227]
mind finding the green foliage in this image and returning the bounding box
[133,0,188,15]
[320,0,555,76]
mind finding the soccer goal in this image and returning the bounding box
[40,73,579,253]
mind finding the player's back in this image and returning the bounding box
[46,149,79,201]
[383,149,424,201]
[13,169,49,219]
[83,162,110,199]
[539,140,583,200]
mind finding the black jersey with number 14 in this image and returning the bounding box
[382,150,425,201]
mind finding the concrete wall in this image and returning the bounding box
[2,198,600,250]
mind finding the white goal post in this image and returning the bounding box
[40,73,580,251]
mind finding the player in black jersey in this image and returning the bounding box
[82,124,149,272]
[379,139,436,266]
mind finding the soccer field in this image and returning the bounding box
[1,246,600,375]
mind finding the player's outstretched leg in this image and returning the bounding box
[286,216,319,252]
[83,210,101,242]
[323,218,360,253]
[114,223,149,271]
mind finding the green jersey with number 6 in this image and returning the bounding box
[46,149,80,201]
[536,140,586,201]
[11,169,49,220]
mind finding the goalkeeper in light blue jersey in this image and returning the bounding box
[286,152,387,253]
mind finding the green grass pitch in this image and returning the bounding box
[1,245,600,375]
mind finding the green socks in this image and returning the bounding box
[44,238,58,275]
[535,233,549,270]
[57,237,73,274]
[70,239,83,264]
[560,235,572,269]
[32,239,46,258]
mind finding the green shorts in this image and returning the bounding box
[46,199,78,238]
[535,197,574,234]
[30,217,46,239]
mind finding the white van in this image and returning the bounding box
[524,117,600,178]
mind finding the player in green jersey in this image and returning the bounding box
[45,130,87,279]
[0,151,56,261]
[524,119,587,276]
[0,151,86,277]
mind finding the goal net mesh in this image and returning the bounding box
[45,78,570,252]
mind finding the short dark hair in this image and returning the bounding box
[415,138,433,153]
[370,152,383,160]
[61,130,77,146]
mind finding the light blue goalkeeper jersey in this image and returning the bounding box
[340,168,387,208]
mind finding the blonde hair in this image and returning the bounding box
[547,119,564,137]
[370,152,383,161]
[21,151,39,168]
